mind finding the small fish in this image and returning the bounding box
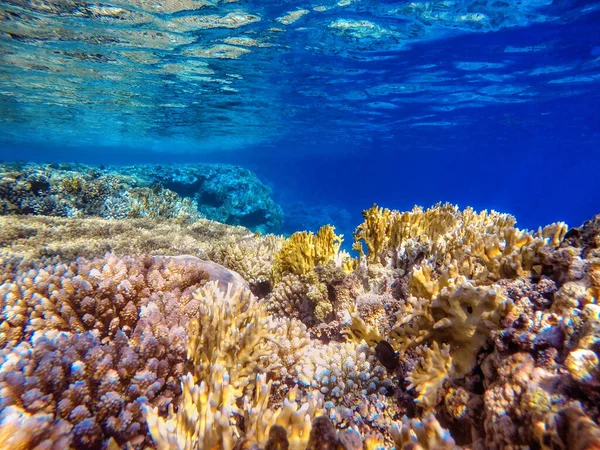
[375,340,399,371]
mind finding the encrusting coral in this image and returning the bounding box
[1,196,600,450]
[0,215,251,262]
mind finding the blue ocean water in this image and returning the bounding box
[1,0,599,238]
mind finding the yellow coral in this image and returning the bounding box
[352,203,565,284]
[276,231,316,277]
[393,280,511,376]
[145,365,237,450]
[242,375,322,449]
[340,251,359,274]
[430,282,511,376]
[146,369,322,450]
[273,225,343,279]
[389,295,435,352]
[407,342,453,410]
[314,224,343,266]
[343,305,384,346]
[144,282,324,450]
[538,221,568,247]
[353,204,393,263]
[186,282,281,396]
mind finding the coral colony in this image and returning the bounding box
[1,163,600,449]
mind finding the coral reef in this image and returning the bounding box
[272,225,343,279]
[264,225,357,326]
[0,163,284,233]
[0,163,200,223]
[1,201,600,449]
[0,254,244,448]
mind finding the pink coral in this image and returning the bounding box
[0,253,245,448]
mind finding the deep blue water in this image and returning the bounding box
[1,0,599,238]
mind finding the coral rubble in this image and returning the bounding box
[1,191,600,449]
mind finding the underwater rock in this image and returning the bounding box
[151,255,249,292]
[563,214,600,258]
[127,163,284,234]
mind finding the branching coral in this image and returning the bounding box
[353,203,567,283]
[343,306,385,346]
[390,414,458,450]
[1,202,599,450]
[185,282,282,397]
[407,342,453,410]
[0,404,72,450]
[144,282,322,449]
[241,377,323,449]
[353,204,393,263]
[267,225,348,324]
[0,330,164,448]
[273,225,343,279]
[0,253,220,347]
[0,254,246,448]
